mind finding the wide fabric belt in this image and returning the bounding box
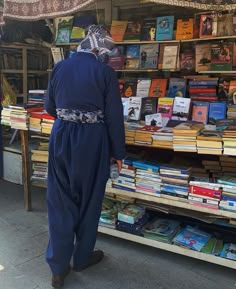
[56,109,104,123]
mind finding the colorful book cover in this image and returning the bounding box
[108,56,125,70]
[127,97,142,121]
[140,97,158,120]
[110,20,128,41]
[144,218,181,237]
[195,43,211,72]
[56,16,74,44]
[199,14,217,38]
[191,101,209,124]
[123,80,137,97]
[155,16,174,41]
[172,97,191,121]
[157,98,174,119]
[149,79,168,98]
[136,79,152,97]
[217,14,233,37]
[145,113,163,126]
[118,204,145,224]
[139,44,159,69]
[220,243,236,260]
[176,18,194,40]
[180,51,195,72]
[125,58,140,69]
[167,78,187,98]
[173,225,212,251]
[123,21,142,41]
[140,18,157,41]
[210,42,233,71]
[208,102,227,124]
[126,45,140,59]
[70,15,95,42]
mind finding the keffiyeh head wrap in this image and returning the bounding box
[77,25,115,63]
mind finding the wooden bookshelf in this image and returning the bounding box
[98,226,236,269]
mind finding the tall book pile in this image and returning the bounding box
[160,165,191,201]
[188,79,218,102]
[152,127,173,149]
[29,112,44,132]
[172,122,204,152]
[196,129,223,155]
[124,122,142,144]
[134,125,159,145]
[188,181,222,209]
[8,105,29,130]
[133,160,161,196]
[217,177,236,212]
[28,90,47,105]
[222,126,236,155]
[41,113,55,134]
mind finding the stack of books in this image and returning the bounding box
[0,107,11,126]
[188,181,222,209]
[188,79,218,102]
[28,89,47,105]
[217,177,236,212]
[196,130,223,155]
[41,113,55,134]
[118,204,145,225]
[160,164,191,201]
[112,158,136,192]
[227,104,236,119]
[172,122,204,152]
[134,125,158,145]
[9,105,29,130]
[29,111,44,132]
[219,156,236,176]
[173,225,212,251]
[133,160,161,196]
[152,127,173,149]
[124,122,142,145]
[143,218,181,243]
[99,198,117,229]
[223,127,236,155]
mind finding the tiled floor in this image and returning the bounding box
[0,179,235,289]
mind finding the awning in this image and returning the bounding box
[0,0,95,25]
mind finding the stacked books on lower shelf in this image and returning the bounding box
[99,198,236,261]
[217,177,236,213]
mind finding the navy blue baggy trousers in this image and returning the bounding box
[46,119,110,275]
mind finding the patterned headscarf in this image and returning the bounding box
[77,25,115,63]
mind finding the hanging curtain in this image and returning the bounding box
[141,0,236,11]
[0,0,95,25]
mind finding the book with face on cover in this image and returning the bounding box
[140,18,157,41]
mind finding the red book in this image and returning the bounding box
[30,112,44,119]
[42,113,55,120]
[189,185,221,199]
[190,96,218,101]
[189,88,216,94]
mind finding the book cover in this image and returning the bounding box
[191,101,209,124]
[51,47,64,64]
[126,45,140,59]
[217,14,233,37]
[149,79,168,98]
[136,79,151,97]
[140,18,157,41]
[199,14,217,38]
[123,80,137,97]
[139,44,159,69]
[195,43,211,72]
[157,98,174,119]
[110,20,128,41]
[70,15,95,42]
[208,102,227,124]
[140,97,158,120]
[144,218,181,237]
[127,97,142,121]
[210,42,233,71]
[220,243,236,260]
[145,113,163,126]
[167,78,187,98]
[176,18,194,40]
[125,58,140,69]
[118,204,145,224]
[56,16,74,44]
[108,46,125,70]
[155,16,174,41]
[162,45,179,70]
[123,21,141,41]
[172,97,191,121]
[180,51,195,72]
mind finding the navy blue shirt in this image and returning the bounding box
[45,52,125,160]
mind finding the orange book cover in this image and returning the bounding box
[110,20,128,42]
[149,79,168,97]
[176,18,194,40]
[191,102,209,124]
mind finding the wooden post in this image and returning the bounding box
[20,130,32,211]
[22,47,28,103]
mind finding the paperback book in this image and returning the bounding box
[155,16,174,41]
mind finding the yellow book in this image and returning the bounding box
[176,18,194,40]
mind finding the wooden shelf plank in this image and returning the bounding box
[98,226,236,269]
[1,69,23,74]
[198,71,236,74]
[181,35,236,42]
[106,188,236,219]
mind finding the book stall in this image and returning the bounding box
[1,0,236,270]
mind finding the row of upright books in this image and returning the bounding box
[100,197,236,261]
[108,41,236,72]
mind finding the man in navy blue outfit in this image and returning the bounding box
[45,25,125,288]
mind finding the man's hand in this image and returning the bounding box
[116,160,122,173]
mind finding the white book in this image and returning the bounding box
[136,79,151,97]
[162,45,178,70]
[172,97,191,121]
[145,113,163,126]
[127,97,142,121]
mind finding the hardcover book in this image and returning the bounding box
[149,79,168,98]
[139,44,159,69]
[140,97,158,120]
[155,16,174,41]
[191,101,209,124]
[176,18,194,40]
[172,97,191,121]
[199,14,217,38]
[127,97,142,121]
[167,78,187,98]
[140,18,157,41]
[123,21,142,41]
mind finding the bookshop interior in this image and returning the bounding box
[1,0,236,273]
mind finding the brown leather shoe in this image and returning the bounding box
[73,250,104,272]
[51,266,71,288]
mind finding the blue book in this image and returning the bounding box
[217,176,236,186]
[220,243,236,260]
[173,225,212,251]
[126,45,140,59]
[167,78,187,98]
[222,196,236,202]
[132,160,160,172]
[160,164,191,174]
[208,102,227,124]
[144,218,181,237]
[155,16,174,41]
